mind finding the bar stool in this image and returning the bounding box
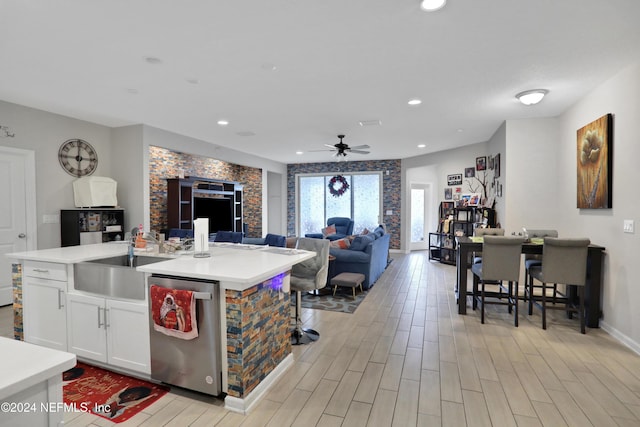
[522,229,558,312]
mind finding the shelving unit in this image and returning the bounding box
[166,177,243,233]
[429,202,495,265]
[60,208,125,247]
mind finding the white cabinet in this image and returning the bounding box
[67,293,150,374]
[22,261,69,351]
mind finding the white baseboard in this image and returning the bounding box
[600,321,640,356]
[224,353,294,414]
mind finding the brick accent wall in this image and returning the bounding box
[287,159,402,249]
[225,273,291,398]
[149,146,263,237]
[12,263,23,341]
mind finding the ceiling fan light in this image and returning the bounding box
[420,0,446,12]
[516,89,548,105]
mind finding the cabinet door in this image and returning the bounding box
[23,277,67,351]
[106,299,151,374]
[67,293,107,363]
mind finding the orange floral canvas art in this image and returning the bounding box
[577,113,612,208]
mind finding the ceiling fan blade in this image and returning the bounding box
[309,148,336,152]
[324,144,337,149]
[348,144,370,150]
[349,150,370,154]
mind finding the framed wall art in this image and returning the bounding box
[464,167,475,178]
[494,153,501,178]
[444,188,452,200]
[476,156,487,171]
[447,173,462,186]
[577,113,612,208]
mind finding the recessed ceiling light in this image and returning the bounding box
[296,151,303,155]
[408,99,422,106]
[420,0,447,12]
[261,62,277,71]
[516,89,549,105]
[457,128,464,132]
[417,144,426,148]
[217,120,229,126]
[143,56,163,65]
[236,131,256,137]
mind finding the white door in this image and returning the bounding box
[410,184,430,251]
[0,148,35,306]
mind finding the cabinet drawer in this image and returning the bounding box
[24,261,68,282]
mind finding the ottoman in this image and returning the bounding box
[331,272,365,300]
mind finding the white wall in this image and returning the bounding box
[551,63,640,351]
[502,118,559,232]
[401,142,490,250]
[0,100,112,249]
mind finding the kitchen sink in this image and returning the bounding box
[74,255,171,300]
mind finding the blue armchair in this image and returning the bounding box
[305,217,355,241]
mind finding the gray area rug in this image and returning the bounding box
[297,287,369,314]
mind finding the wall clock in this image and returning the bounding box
[58,138,98,177]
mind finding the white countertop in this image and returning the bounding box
[6,242,131,264]
[0,337,76,400]
[138,243,314,289]
[7,242,314,291]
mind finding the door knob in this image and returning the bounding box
[18,233,26,238]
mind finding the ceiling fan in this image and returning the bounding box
[313,135,370,157]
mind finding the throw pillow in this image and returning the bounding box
[361,228,370,235]
[330,237,351,249]
[322,224,337,238]
[349,234,374,251]
[374,225,385,238]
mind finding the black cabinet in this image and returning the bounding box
[61,209,125,247]
[166,177,243,233]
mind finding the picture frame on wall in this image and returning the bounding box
[577,113,613,208]
[476,156,487,171]
[447,173,463,186]
[465,167,475,178]
[494,153,501,177]
[444,188,452,200]
[488,155,494,170]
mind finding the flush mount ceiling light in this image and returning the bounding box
[420,0,447,12]
[417,144,426,148]
[217,120,229,126]
[516,89,549,106]
[408,99,422,106]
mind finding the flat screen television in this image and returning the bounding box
[193,197,233,233]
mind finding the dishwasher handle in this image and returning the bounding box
[193,292,212,300]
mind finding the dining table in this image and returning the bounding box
[455,236,606,328]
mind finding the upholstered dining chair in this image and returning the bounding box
[471,236,524,326]
[472,228,505,264]
[263,233,286,247]
[290,237,330,345]
[213,230,243,243]
[528,237,590,333]
[523,229,559,312]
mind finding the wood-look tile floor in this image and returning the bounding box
[3,252,640,426]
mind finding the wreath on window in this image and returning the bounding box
[328,175,349,197]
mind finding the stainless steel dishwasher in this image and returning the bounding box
[148,275,222,396]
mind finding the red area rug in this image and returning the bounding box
[63,362,169,423]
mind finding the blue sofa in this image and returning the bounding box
[329,229,390,289]
[305,217,354,241]
[241,233,286,247]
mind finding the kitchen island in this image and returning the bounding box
[8,242,314,414]
[0,337,76,427]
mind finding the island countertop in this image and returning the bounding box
[7,242,314,291]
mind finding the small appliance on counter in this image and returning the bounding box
[72,176,118,208]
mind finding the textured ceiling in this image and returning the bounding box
[2,0,640,163]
